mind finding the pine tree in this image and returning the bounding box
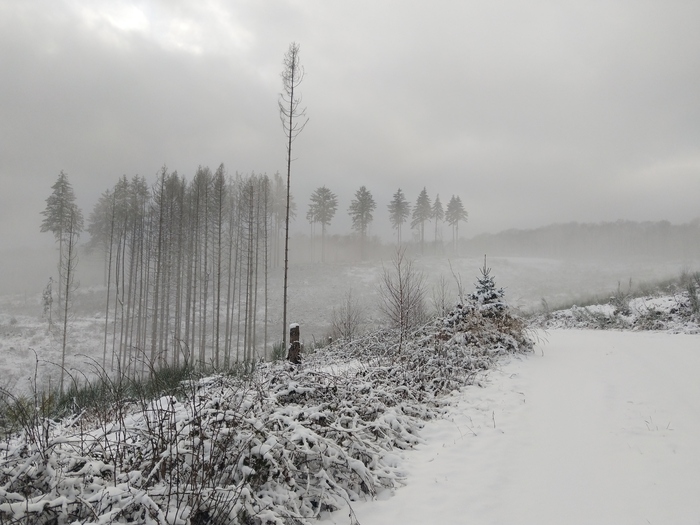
[41,172,83,394]
[445,195,468,253]
[431,194,444,246]
[411,187,432,253]
[41,171,84,241]
[41,171,84,317]
[307,186,338,262]
[348,186,376,260]
[387,188,411,245]
[468,256,506,316]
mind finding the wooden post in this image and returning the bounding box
[287,323,301,364]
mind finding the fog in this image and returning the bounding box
[2,1,700,301]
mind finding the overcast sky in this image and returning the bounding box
[2,0,700,251]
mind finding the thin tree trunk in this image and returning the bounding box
[200,181,209,369]
[173,185,184,368]
[214,183,224,368]
[150,173,166,372]
[59,213,77,395]
[122,227,137,377]
[133,213,147,380]
[101,198,115,370]
[110,230,122,373]
[223,187,236,369]
[263,179,269,359]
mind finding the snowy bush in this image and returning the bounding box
[0,301,533,524]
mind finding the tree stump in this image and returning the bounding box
[287,323,302,364]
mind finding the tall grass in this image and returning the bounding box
[0,358,259,437]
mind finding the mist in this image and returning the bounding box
[2,1,700,255]
[2,1,700,338]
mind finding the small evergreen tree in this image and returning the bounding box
[468,256,506,316]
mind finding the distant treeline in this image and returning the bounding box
[463,220,700,260]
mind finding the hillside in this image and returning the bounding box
[0,291,532,524]
[464,219,700,261]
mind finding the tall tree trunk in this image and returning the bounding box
[101,197,115,370]
[214,180,224,369]
[173,185,184,368]
[59,213,78,395]
[263,179,269,359]
[110,230,122,373]
[150,172,166,372]
[199,181,209,369]
[223,189,236,368]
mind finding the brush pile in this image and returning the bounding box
[0,301,532,524]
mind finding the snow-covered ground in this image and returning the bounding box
[2,256,699,523]
[330,329,700,525]
[1,255,695,394]
[535,289,700,333]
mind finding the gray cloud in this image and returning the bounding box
[1,0,699,251]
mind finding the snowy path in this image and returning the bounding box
[330,329,700,525]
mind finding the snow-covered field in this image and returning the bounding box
[1,256,699,523]
[1,255,695,394]
[334,329,700,525]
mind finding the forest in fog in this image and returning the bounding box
[42,167,280,386]
[35,166,472,386]
[14,161,699,396]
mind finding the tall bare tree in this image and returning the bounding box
[58,208,81,394]
[149,167,168,370]
[279,42,308,352]
[211,164,227,368]
[87,189,116,369]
